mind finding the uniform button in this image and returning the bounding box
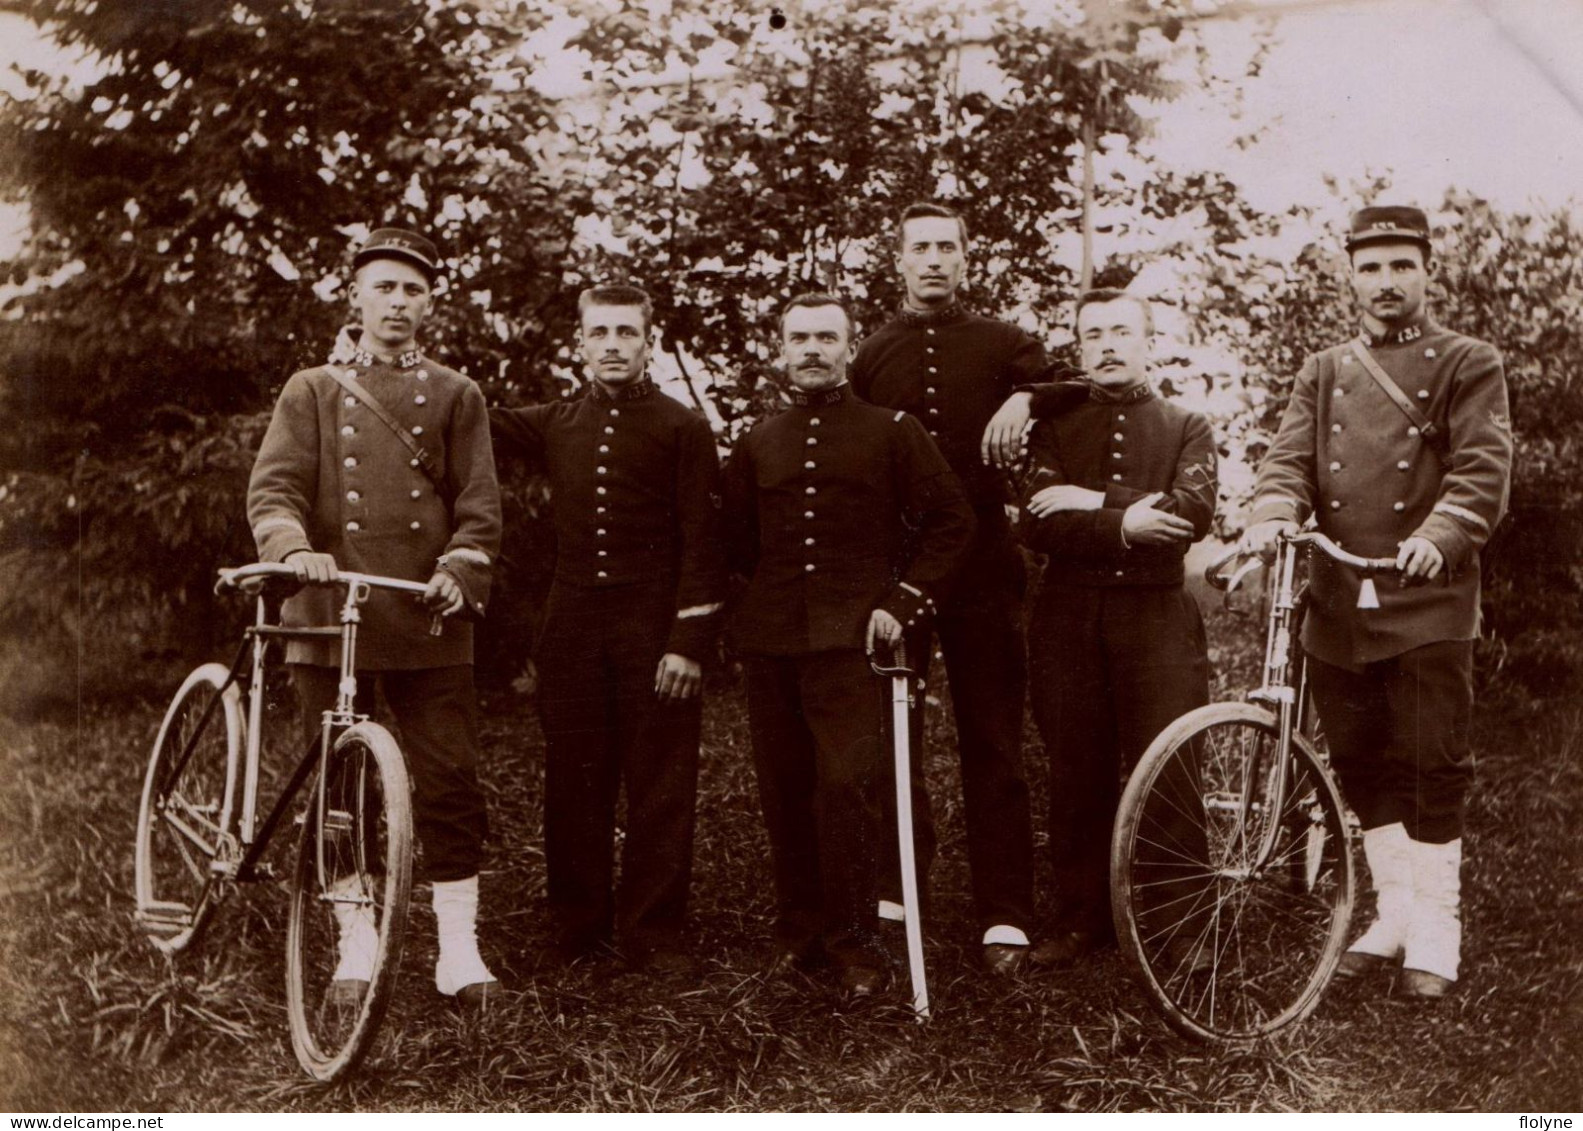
[604,426,615,435]
[1398,460,1410,471]
[597,570,608,579]
[597,486,607,496]
[804,563,816,572]
[928,429,939,437]
[410,520,421,530]
[344,456,358,468]
[926,328,935,336]
[1417,389,1429,400]
[597,506,608,515]
[1118,414,1126,422]
[805,537,815,546]
[1408,426,1420,437]
[805,486,817,496]
[414,394,427,405]
[927,386,937,395]
[1393,502,1406,512]
[1332,424,1343,434]
[346,521,360,532]
[596,528,607,536]
[599,444,610,453]
[597,466,608,475]
[1114,432,1124,441]
[806,436,818,446]
[598,550,607,557]
[928,408,939,416]
[804,510,815,519]
[1115,570,1124,577]
[1329,461,1341,472]
[417,372,428,381]
[1425,348,1437,358]
[1112,473,1122,482]
[810,417,820,426]
[609,408,620,417]
[410,488,421,499]
[1330,500,1342,510]
[412,425,424,436]
[347,490,361,502]
[410,457,420,467]
[341,425,355,437]
[1333,388,1344,398]
[344,396,357,408]
[1112,452,1122,460]
[804,460,816,470]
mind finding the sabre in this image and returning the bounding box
[873,639,929,1021]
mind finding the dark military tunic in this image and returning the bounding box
[849,300,1050,934]
[1250,315,1513,842]
[491,377,726,956]
[1019,381,1218,935]
[248,328,501,881]
[722,382,974,967]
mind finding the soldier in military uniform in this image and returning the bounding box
[851,201,1075,974]
[249,227,503,1008]
[724,293,975,1002]
[1018,290,1218,965]
[490,285,726,981]
[1243,205,1513,998]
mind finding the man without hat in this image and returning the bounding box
[248,226,504,1008]
[723,293,975,1002]
[490,284,726,981]
[1242,205,1513,997]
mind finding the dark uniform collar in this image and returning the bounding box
[328,325,423,370]
[1360,313,1432,347]
[895,299,969,329]
[786,381,852,407]
[589,376,657,403]
[1086,379,1155,405]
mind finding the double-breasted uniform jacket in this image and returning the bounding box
[488,377,727,660]
[1250,315,1513,669]
[1020,382,1218,579]
[850,302,1049,507]
[248,329,501,669]
[723,383,976,655]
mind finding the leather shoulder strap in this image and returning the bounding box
[1349,341,1448,465]
[326,367,449,495]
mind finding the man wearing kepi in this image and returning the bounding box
[248,226,503,1008]
[724,293,974,1002]
[1243,206,1513,998]
[850,202,1058,974]
[1018,289,1218,966]
[491,285,725,982]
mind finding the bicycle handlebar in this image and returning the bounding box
[216,562,432,597]
[1205,531,1399,592]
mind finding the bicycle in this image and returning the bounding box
[133,562,432,1081]
[1109,529,1398,1043]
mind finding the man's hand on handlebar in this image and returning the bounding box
[1240,519,1298,560]
[285,550,339,585]
[1395,536,1444,583]
[423,571,465,616]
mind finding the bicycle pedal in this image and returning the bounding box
[138,902,194,927]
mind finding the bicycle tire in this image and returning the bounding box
[285,721,413,1082]
[134,662,244,954]
[1111,702,1355,1043]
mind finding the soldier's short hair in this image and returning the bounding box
[778,292,853,338]
[579,284,653,335]
[897,202,968,250]
[1075,288,1154,335]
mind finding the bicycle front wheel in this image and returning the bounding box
[1111,702,1355,1043]
[285,721,413,1082]
[134,663,243,954]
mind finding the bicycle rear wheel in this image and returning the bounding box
[134,663,243,953]
[285,721,413,1082]
[1111,702,1355,1043]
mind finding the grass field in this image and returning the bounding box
[1,616,1579,1113]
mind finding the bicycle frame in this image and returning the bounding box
[155,567,431,891]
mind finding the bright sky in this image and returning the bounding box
[2,0,1580,257]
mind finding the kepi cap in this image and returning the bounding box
[352,227,441,280]
[1345,206,1431,253]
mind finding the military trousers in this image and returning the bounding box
[535,578,702,958]
[1027,582,1210,936]
[292,663,488,883]
[886,511,1036,935]
[1307,639,1474,844]
[744,650,886,969]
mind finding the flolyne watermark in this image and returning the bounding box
[1518,1118,1573,1130]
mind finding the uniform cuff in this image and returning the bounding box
[880,583,935,635]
